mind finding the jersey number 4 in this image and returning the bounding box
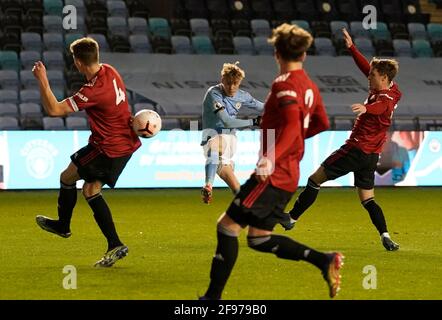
[303,89,314,129]
[113,78,126,106]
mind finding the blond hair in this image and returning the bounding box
[70,37,99,66]
[221,61,245,82]
[268,23,313,61]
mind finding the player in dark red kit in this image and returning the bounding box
[283,29,401,251]
[200,24,344,300]
[33,37,141,267]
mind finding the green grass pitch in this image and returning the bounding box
[0,187,441,300]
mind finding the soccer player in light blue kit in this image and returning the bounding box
[201,62,263,204]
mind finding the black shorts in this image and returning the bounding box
[322,144,379,190]
[226,176,293,231]
[70,144,131,188]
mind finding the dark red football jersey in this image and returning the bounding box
[260,69,330,192]
[66,64,141,158]
[346,45,402,154]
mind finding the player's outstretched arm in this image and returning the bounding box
[32,61,72,117]
[342,28,370,77]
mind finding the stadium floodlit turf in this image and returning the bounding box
[0,187,441,300]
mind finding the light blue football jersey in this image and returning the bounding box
[201,84,264,143]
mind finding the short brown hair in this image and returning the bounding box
[268,23,313,61]
[370,58,399,82]
[221,61,245,82]
[70,37,99,66]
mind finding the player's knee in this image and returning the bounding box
[82,182,102,198]
[217,222,239,238]
[247,235,272,251]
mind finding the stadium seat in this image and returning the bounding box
[0,51,20,70]
[64,0,87,17]
[87,33,110,52]
[370,22,392,41]
[192,36,215,54]
[20,51,41,70]
[374,39,395,56]
[0,70,19,91]
[190,18,211,37]
[291,20,312,34]
[330,21,349,40]
[171,36,193,54]
[21,32,43,52]
[66,116,88,130]
[20,90,41,104]
[314,37,336,56]
[128,17,149,35]
[129,35,152,53]
[43,51,65,70]
[427,23,442,42]
[0,90,19,104]
[170,18,192,37]
[0,103,19,118]
[20,70,39,89]
[108,35,130,52]
[231,19,252,37]
[150,36,173,54]
[233,36,255,55]
[21,12,44,34]
[250,19,271,37]
[65,33,84,49]
[213,36,235,54]
[43,32,64,50]
[389,23,409,40]
[311,21,332,38]
[106,0,128,17]
[43,0,63,16]
[393,39,413,57]
[253,36,273,55]
[47,70,64,90]
[349,21,371,40]
[84,0,108,19]
[107,17,129,37]
[148,18,171,39]
[210,19,232,39]
[43,15,63,33]
[126,0,149,19]
[412,39,433,58]
[43,116,65,130]
[19,102,42,117]
[0,116,20,130]
[86,15,107,34]
[408,23,428,40]
[354,38,375,57]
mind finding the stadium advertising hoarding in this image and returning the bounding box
[0,130,440,189]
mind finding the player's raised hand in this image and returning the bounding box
[32,61,48,81]
[351,103,367,116]
[342,28,353,48]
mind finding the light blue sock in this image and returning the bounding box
[205,149,219,185]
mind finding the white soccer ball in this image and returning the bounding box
[132,109,162,138]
